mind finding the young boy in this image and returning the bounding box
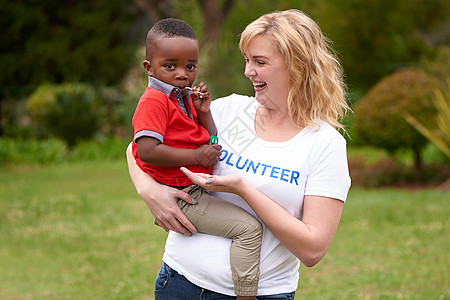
[131,18,262,299]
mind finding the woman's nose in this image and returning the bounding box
[244,62,255,78]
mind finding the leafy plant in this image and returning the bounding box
[404,84,450,158]
[27,83,106,148]
[353,68,439,176]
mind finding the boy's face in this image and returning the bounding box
[143,36,199,89]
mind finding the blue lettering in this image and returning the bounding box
[236,157,248,170]
[280,169,290,182]
[270,167,280,179]
[226,152,234,166]
[261,164,271,176]
[290,171,300,185]
[246,161,260,174]
[219,149,228,161]
[218,150,300,186]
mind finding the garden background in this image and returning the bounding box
[1,0,449,299]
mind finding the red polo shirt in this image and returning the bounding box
[132,87,211,186]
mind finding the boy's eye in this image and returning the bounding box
[187,64,197,70]
[165,64,175,70]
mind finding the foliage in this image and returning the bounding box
[27,83,107,148]
[421,46,450,87]
[0,136,130,165]
[66,137,131,162]
[349,154,449,188]
[1,161,449,299]
[2,0,450,141]
[307,0,450,91]
[404,83,450,158]
[0,0,140,89]
[0,138,67,165]
[353,68,439,172]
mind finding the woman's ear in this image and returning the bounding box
[143,60,152,76]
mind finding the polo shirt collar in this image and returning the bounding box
[147,76,192,98]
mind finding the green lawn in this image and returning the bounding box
[0,161,448,299]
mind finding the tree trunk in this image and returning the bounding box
[132,0,176,25]
[198,0,235,52]
[414,148,423,180]
[0,97,3,136]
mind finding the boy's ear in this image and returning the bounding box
[143,60,152,76]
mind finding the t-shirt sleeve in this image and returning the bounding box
[305,136,351,202]
[132,95,169,143]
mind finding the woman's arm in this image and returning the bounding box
[181,168,343,267]
[126,143,197,235]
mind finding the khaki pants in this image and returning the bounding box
[177,185,263,297]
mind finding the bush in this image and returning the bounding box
[0,138,66,165]
[67,137,130,162]
[353,68,439,174]
[0,137,129,165]
[349,153,449,188]
[27,83,107,148]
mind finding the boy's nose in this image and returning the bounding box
[176,71,189,80]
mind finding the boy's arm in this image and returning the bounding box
[192,82,217,136]
[197,110,217,137]
[137,136,220,167]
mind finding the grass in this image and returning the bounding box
[0,160,449,299]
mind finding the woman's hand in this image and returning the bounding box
[126,143,197,235]
[182,166,344,267]
[180,167,245,195]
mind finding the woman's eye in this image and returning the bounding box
[257,61,265,65]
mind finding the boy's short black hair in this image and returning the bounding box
[149,18,197,39]
[146,18,197,59]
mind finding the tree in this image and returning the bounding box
[306,0,450,92]
[0,0,140,135]
[353,69,439,176]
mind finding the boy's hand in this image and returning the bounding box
[194,144,222,166]
[192,81,212,113]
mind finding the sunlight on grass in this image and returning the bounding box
[1,161,449,299]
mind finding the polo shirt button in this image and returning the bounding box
[177,98,182,102]
[174,89,179,93]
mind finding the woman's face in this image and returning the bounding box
[243,35,290,110]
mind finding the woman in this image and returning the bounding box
[127,9,351,299]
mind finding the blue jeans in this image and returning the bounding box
[155,262,295,300]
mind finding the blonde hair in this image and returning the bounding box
[239,9,349,131]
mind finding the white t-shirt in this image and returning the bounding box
[163,94,351,296]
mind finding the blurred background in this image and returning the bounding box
[1,0,449,186]
[0,1,449,299]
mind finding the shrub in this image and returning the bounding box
[404,80,450,158]
[0,136,129,165]
[0,138,66,165]
[353,68,439,175]
[348,154,449,188]
[27,83,106,148]
[67,136,130,161]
